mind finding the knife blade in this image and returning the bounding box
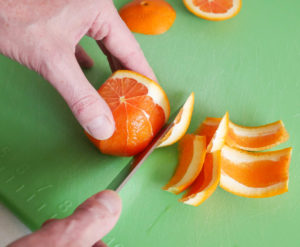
[106,104,183,192]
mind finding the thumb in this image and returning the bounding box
[42,48,115,140]
[9,191,122,247]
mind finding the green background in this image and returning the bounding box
[1,0,300,246]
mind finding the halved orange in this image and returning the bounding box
[220,145,292,198]
[163,135,206,194]
[180,151,221,206]
[227,120,289,151]
[87,70,170,156]
[183,0,241,21]
[119,0,176,35]
[196,112,229,152]
[158,93,195,148]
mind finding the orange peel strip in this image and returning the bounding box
[180,151,221,206]
[163,134,206,194]
[158,92,194,148]
[227,120,289,151]
[197,118,289,151]
[220,145,292,198]
[196,112,229,153]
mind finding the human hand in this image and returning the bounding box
[8,190,122,247]
[0,0,156,140]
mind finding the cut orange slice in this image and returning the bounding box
[163,135,206,194]
[180,151,221,206]
[119,0,176,35]
[158,93,194,148]
[196,112,229,153]
[183,0,242,21]
[227,120,289,151]
[220,145,292,198]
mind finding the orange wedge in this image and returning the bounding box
[220,145,292,198]
[180,151,221,206]
[196,112,229,152]
[163,135,206,194]
[119,0,176,35]
[158,93,195,148]
[183,0,242,21]
[227,120,289,151]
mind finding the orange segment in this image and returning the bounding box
[196,112,229,152]
[220,145,292,198]
[180,151,221,206]
[88,70,170,156]
[227,120,289,151]
[119,0,176,35]
[163,135,206,194]
[158,93,195,148]
[183,0,241,21]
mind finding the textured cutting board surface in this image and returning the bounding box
[1,0,300,246]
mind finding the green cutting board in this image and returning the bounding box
[1,0,300,246]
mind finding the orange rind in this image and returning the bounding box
[220,145,292,198]
[158,93,194,148]
[180,151,221,206]
[196,112,229,152]
[163,135,206,194]
[227,120,289,151]
[119,0,176,35]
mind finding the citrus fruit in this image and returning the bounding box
[87,70,170,156]
[220,145,292,198]
[183,0,242,21]
[119,0,176,35]
[158,93,194,148]
[196,112,229,152]
[180,151,221,206]
[163,134,206,194]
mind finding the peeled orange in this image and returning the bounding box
[87,70,170,156]
[119,0,176,35]
[183,0,242,21]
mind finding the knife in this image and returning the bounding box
[106,105,183,192]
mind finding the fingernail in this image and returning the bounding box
[85,115,115,140]
[95,191,121,215]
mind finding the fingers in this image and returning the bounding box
[42,49,115,140]
[88,4,157,81]
[97,41,124,72]
[92,240,108,247]
[75,45,94,69]
[8,191,121,247]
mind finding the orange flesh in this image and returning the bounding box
[94,77,165,156]
[193,0,233,13]
[119,0,176,35]
[221,148,292,188]
[163,135,206,193]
